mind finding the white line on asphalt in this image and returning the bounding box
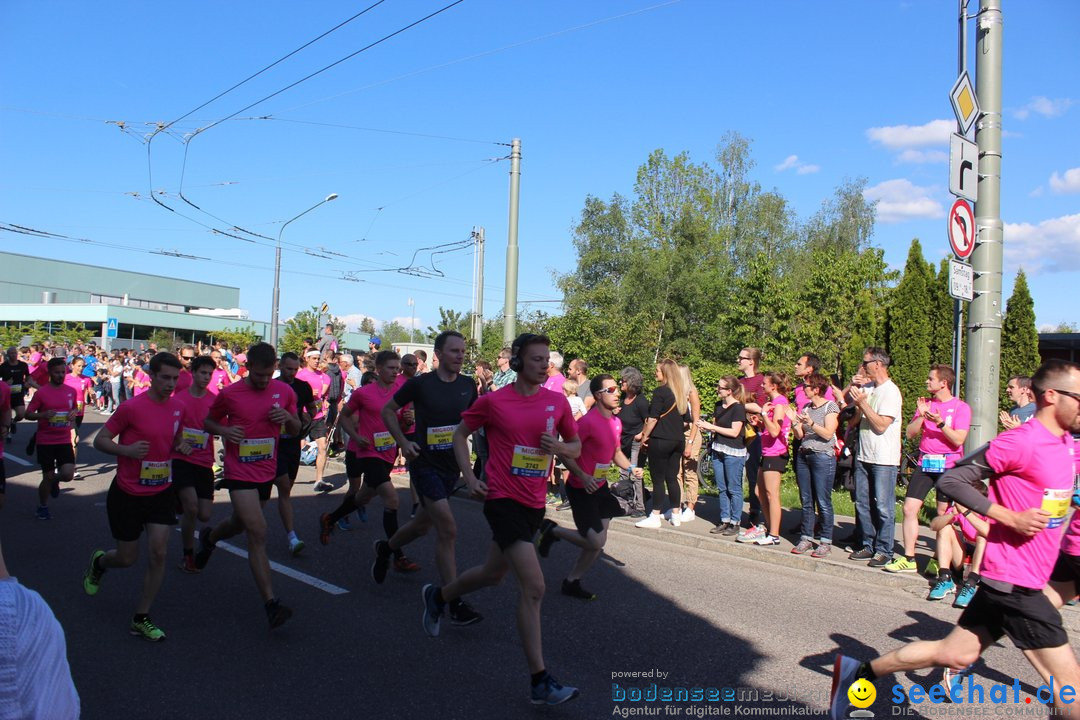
[185,529,349,596]
[3,453,32,467]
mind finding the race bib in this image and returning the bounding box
[592,463,611,481]
[48,411,70,427]
[427,425,455,451]
[373,431,396,453]
[8,384,21,394]
[139,460,171,486]
[182,427,209,450]
[76,399,85,412]
[1042,488,1071,529]
[239,437,274,463]
[920,454,947,473]
[510,445,551,478]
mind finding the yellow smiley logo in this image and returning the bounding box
[847,678,876,708]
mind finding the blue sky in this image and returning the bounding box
[2,0,1077,334]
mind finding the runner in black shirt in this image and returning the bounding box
[1,347,37,435]
[374,331,482,626]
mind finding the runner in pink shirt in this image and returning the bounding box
[132,366,151,397]
[830,359,1080,720]
[171,355,217,573]
[297,349,333,491]
[195,342,299,630]
[320,352,421,571]
[85,351,187,642]
[421,333,582,706]
[889,364,972,574]
[173,345,196,396]
[535,373,642,601]
[744,372,791,547]
[25,358,78,520]
[65,357,93,473]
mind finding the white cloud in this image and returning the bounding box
[1029,186,1045,198]
[866,119,953,149]
[390,315,425,331]
[1049,168,1080,194]
[1004,213,1080,273]
[1014,96,1074,120]
[336,313,376,332]
[897,149,949,164]
[862,179,946,224]
[775,155,820,175]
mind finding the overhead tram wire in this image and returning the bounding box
[239,117,507,148]
[141,0,468,263]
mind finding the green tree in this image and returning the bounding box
[377,320,413,346]
[885,239,935,421]
[1000,268,1041,406]
[359,316,376,335]
[52,322,92,347]
[928,257,957,366]
[147,328,176,351]
[280,306,343,355]
[0,324,31,348]
[214,326,262,352]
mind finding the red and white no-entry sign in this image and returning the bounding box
[948,198,975,259]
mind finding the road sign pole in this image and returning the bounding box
[964,0,1004,451]
[502,138,521,345]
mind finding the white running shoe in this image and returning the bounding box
[669,514,681,527]
[635,513,662,529]
[680,508,696,522]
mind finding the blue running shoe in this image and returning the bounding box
[357,507,367,523]
[421,584,444,638]
[940,664,973,701]
[953,583,978,608]
[927,578,955,601]
[530,674,579,705]
[337,516,353,532]
[829,654,860,720]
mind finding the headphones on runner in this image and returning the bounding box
[509,333,540,373]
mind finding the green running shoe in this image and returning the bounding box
[129,617,166,642]
[83,550,106,596]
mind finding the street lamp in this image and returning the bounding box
[270,193,338,348]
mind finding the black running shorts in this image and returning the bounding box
[221,479,273,502]
[276,437,302,481]
[567,483,625,537]
[38,443,75,472]
[483,497,545,551]
[172,459,215,500]
[345,451,392,488]
[957,583,1068,650]
[106,480,177,542]
[761,455,788,473]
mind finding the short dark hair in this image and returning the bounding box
[590,373,614,396]
[511,333,550,359]
[1031,360,1080,404]
[930,364,956,388]
[47,357,66,371]
[801,353,821,373]
[149,352,182,374]
[191,356,216,374]
[434,330,465,352]
[415,350,427,361]
[374,350,400,367]
[804,372,830,395]
[280,351,300,364]
[1008,375,1031,389]
[246,342,277,370]
[863,347,891,367]
[572,358,589,375]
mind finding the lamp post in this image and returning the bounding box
[408,297,416,342]
[270,193,338,349]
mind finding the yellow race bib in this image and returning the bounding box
[427,425,455,451]
[239,437,274,463]
[182,427,209,450]
[373,431,396,454]
[510,445,551,478]
[139,460,171,486]
[1043,488,1070,529]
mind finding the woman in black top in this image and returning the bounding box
[615,366,649,515]
[696,376,749,535]
[635,359,690,529]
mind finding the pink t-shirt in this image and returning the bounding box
[543,372,566,394]
[946,503,982,544]
[27,383,78,445]
[132,368,151,397]
[793,384,835,412]
[460,385,578,509]
[343,380,399,461]
[174,369,193,396]
[105,392,184,496]
[64,373,92,417]
[297,368,330,420]
[208,368,231,396]
[981,419,1076,588]
[1054,449,1080,557]
[172,389,217,468]
[761,395,791,457]
[912,396,972,468]
[209,378,297,484]
[0,382,9,458]
[566,409,621,490]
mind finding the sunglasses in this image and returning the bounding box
[1049,388,1080,402]
[597,386,619,395]
[737,356,751,361]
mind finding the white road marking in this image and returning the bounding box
[186,529,349,596]
[3,453,33,467]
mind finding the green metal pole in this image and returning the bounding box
[964,0,1004,450]
[502,138,521,345]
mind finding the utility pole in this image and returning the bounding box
[964,0,1004,450]
[471,226,485,348]
[502,138,521,345]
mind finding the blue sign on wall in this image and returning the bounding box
[106,317,118,338]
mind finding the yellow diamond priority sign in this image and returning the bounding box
[950,72,980,136]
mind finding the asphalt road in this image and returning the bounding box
[1,409,1074,720]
